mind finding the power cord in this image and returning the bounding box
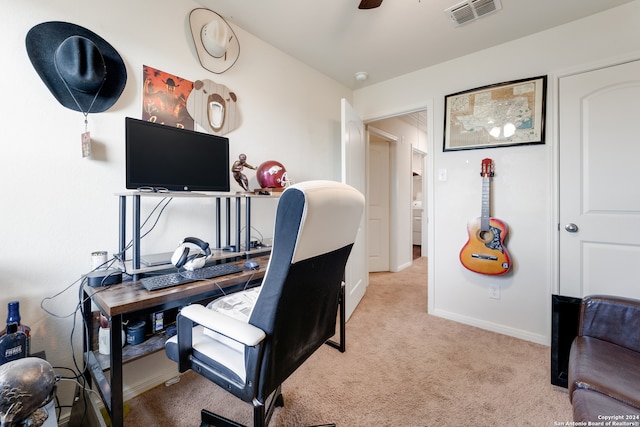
[39,195,174,423]
[114,196,173,262]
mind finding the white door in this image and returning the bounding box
[559,59,640,299]
[341,98,368,320]
[368,134,391,272]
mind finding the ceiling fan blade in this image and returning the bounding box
[358,0,383,9]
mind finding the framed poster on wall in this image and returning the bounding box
[444,75,547,151]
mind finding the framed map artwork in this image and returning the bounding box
[444,76,547,151]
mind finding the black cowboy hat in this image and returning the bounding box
[26,21,127,113]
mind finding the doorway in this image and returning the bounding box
[368,127,395,272]
[366,108,428,272]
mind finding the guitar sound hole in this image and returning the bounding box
[477,230,495,243]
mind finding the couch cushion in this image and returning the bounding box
[569,336,640,409]
[572,389,640,422]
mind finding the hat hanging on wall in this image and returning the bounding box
[25,21,127,113]
[189,8,240,74]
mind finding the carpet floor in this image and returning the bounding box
[124,257,572,426]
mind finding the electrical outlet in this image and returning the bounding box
[489,283,501,300]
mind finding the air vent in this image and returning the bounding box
[445,0,502,26]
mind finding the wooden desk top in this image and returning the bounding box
[84,256,269,317]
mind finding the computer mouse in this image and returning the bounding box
[244,260,259,270]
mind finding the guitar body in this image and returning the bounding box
[460,216,511,275]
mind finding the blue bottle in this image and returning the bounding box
[0,301,28,365]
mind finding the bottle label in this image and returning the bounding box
[0,332,26,365]
[4,343,23,358]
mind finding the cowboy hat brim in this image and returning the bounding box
[26,21,127,113]
[189,8,240,74]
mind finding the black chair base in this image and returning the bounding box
[200,386,284,427]
[201,410,243,427]
[325,282,346,353]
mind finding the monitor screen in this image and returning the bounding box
[125,117,230,192]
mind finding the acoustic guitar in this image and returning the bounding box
[459,158,511,275]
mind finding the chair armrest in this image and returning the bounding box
[579,295,640,353]
[180,304,266,347]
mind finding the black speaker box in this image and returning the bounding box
[87,269,123,287]
[551,294,582,388]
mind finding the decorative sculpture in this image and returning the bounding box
[231,154,256,192]
[0,357,57,427]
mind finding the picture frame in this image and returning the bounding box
[443,75,547,151]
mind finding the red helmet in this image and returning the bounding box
[256,160,288,188]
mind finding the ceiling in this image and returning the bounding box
[196,0,634,89]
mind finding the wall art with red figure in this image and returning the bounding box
[142,65,194,129]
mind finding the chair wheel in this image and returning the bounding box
[275,393,285,407]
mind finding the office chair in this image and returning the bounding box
[165,180,364,427]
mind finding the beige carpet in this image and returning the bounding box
[125,257,572,426]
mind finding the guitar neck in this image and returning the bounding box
[480,176,491,231]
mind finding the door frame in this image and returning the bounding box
[360,100,435,310]
[367,125,399,271]
[412,146,427,257]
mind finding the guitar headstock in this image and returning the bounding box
[481,158,494,178]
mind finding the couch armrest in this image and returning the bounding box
[579,295,640,353]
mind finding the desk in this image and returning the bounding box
[82,256,268,427]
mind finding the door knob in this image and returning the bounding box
[565,223,579,233]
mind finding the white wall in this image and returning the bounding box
[1,0,352,417]
[354,1,640,344]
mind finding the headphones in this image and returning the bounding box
[171,237,211,271]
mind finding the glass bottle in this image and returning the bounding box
[0,301,31,356]
[0,301,28,365]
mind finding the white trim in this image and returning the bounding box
[432,308,548,346]
[425,100,435,316]
[367,125,399,143]
[395,260,414,272]
[554,50,640,79]
[123,363,180,401]
[361,103,432,124]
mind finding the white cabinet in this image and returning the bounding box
[412,206,422,245]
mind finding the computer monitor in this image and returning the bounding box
[125,117,230,192]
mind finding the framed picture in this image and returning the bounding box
[444,75,547,151]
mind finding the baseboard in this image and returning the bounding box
[59,387,107,427]
[432,308,548,345]
[392,260,414,272]
[59,363,180,427]
[121,363,180,401]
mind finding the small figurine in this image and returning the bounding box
[231,154,256,192]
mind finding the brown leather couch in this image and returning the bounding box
[569,295,640,422]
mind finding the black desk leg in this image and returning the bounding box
[82,290,93,389]
[109,314,124,427]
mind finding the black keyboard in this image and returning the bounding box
[141,263,243,291]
